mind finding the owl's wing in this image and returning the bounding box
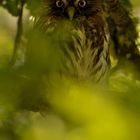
[104,0,139,58]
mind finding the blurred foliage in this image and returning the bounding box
[26,0,42,16]
[0,0,140,140]
[0,0,23,16]
[0,0,41,16]
[0,27,13,68]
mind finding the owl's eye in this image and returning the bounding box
[56,0,64,7]
[78,0,86,8]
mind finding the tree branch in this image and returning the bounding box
[9,0,25,66]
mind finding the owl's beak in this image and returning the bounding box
[67,7,75,20]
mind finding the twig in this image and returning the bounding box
[9,0,25,66]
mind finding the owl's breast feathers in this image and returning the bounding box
[61,15,110,82]
[35,14,110,82]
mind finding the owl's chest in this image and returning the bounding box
[42,17,110,82]
[62,23,110,82]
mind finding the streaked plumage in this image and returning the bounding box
[31,0,110,82]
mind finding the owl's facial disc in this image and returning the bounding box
[66,0,87,20]
[55,0,87,20]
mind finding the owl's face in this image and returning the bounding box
[45,0,101,20]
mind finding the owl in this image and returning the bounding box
[27,0,110,83]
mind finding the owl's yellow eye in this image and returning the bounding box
[78,0,86,8]
[56,0,64,7]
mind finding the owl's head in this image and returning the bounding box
[44,0,101,20]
